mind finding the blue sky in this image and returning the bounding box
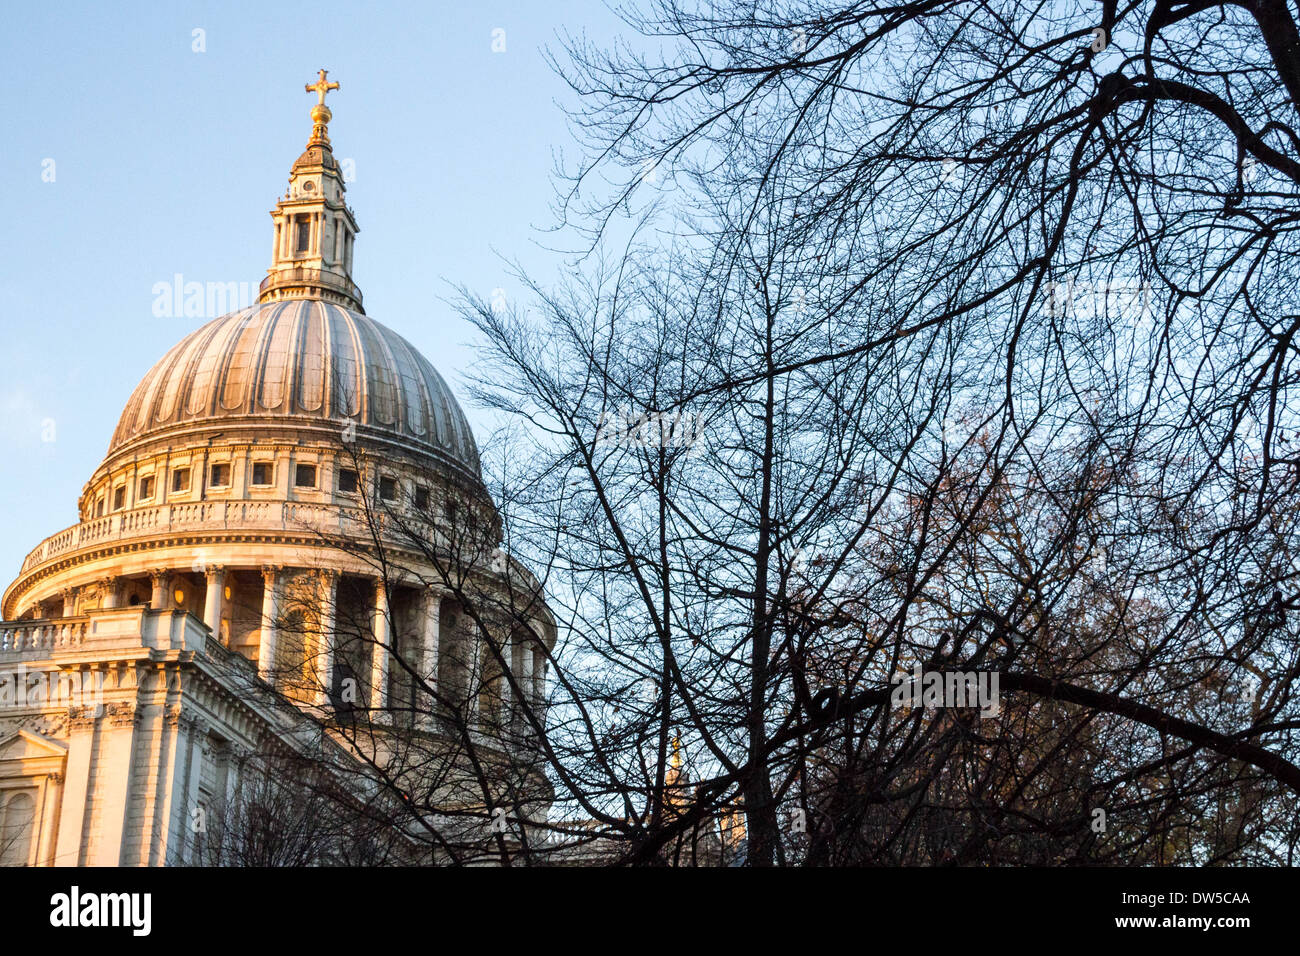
[0,0,620,580]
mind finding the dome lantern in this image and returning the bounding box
[259,70,363,312]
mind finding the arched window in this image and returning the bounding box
[0,790,37,867]
[294,215,311,255]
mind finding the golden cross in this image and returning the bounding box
[305,69,339,106]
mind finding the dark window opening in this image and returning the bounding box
[112,486,125,511]
[338,468,358,494]
[210,463,231,488]
[138,476,155,500]
[295,464,317,488]
[171,469,191,494]
[414,485,429,511]
[379,476,398,502]
[251,462,272,486]
[295,215,311,254]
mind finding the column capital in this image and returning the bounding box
[148,567,172,584]
[105,701,136,727]
[204,564,226,580]
[67,706,98,733]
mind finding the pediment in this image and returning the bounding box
[0,728,68,763]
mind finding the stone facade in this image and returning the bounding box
[0,74,554,867]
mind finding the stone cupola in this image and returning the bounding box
[259,69,363,312]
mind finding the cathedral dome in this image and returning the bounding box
[108,300,481,478]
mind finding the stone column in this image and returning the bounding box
[98,577,120,610]
[94,701,138,866]
[258,566,281,683]
[60,588,77,617]
[315,570,338,707]
[202,566,225,638]
[37,772,63,866]
[369,579,390,712]
[162,713,205,865]
[516,633,534,729]
[531,644,547,711]
[149,569,171,609]
[495,633,512,729]
[418,591,441,728]
[54,705,97,865]
[465,617,481,726]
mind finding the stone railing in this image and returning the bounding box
[18,500,387,577]
[0,608,209,657]
[0,617,90,653]
[259,267,363,307]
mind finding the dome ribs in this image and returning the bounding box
[256,302,293,412]
[296,301,326,414]
[362,314,402,430]
[387,326,429,438]
[217,309,262,413]
[330,302,366,425]
[102,302,481,478]
[244,302,280,416]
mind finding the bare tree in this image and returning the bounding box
[439,0,1300,865]
[205,0,1300,866]
[189,750,406,866]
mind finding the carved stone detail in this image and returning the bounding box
[67,706,98,732]
[106,701,136,726]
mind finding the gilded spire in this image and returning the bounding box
[304,69,340,145]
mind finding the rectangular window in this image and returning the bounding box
[295,463,317,488]
[171,468,191,494]
[210,463,231,488]
[414,485,429,511]
[338,468,358,494]
[378,475,398,502]
[112,485,126,511]
[251,462,272,486]
[138,475,155,500]
[295,215,311,254]
[95,496,105,517]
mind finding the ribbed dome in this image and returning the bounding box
[109,300,480,476]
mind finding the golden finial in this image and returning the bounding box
[304,69,340,145]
